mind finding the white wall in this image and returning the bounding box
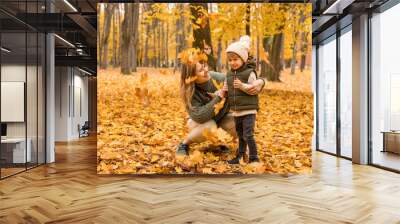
[55,66,70,141]
[55,67,89,141]
[312,45,316,151]
[1,64,46,164]
[1,65,36,138]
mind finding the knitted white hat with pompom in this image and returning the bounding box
[226,35,250,62]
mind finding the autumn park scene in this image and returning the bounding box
[97,3,313,174]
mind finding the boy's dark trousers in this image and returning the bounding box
[234,114,258,160]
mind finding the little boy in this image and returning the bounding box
[224,35,260,164]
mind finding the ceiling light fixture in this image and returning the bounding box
[322,0,355,15]
[54,34,75,48]
[63,0,78,12]
[1,47,11,53]
[78,67,93,76]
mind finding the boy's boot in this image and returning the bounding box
[228,151,244,164]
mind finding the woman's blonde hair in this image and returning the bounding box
[180,63,197,110]
[179,48,208,110]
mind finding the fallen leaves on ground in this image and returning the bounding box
[97,67,313,174]
[202,127,233,145]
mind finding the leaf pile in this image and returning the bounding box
[97,68,313,174]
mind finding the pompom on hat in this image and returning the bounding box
[226,35,251,62]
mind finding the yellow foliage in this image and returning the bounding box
[213,98,225,115]
[98,3,312,70]
[178,48,208,66]
[211,79,224,90]
[202,127,233,145]
[97,67,313,174]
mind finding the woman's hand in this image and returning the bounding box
[207,90,225,99]
[217,89,226,98]
[247,79,265,95]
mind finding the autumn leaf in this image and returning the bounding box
[97,67,313,175]
[117,165,136,174]
[202,127,233,145]
[202,167,214,174]
[294,160,302,168]
[140,72,148,85]
[185,75,198,84]
[135,87,142,99]
[160,69,169,75]
[100,151,122,160]
[175,166,183,174]
[214,163,229,173]
[196,15,208,29]
[178,48,208,66]
[190,150,204,165]
[212,79,224,90]
[213,98,225,115]
[151,154,160,163]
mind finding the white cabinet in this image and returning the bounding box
[1,138,32,163]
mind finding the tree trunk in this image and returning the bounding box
[158,20,161,67]
[143,3,150,67]
[121,4,132,75]
[190,3,213,51]
[260,36,271,79]
[161,20,165,67]
[174,15,180,72]
[118,4,123,66]
[290,31,298,75]
[225,40,229,71]
[245,3,250,36]
[131,3,140,72]
[152,19,156,67]
[216,38,222,72]
[269,33,284,81]
[291,10,305,75]
[174,4,185,72]
[260,33,283,82]
[144,22,149,66]
[100,4,114,69]
[300,31,308,72]
[299,11,308,72]
[111,6,117,67]
[98,5,103,68]
[166,21,169,67]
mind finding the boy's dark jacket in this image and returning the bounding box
[226,59,259,111]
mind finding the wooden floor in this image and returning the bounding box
[372,151,400,171]
[1,136,400,224]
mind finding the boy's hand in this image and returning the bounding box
[247,79,264,95]
[246,84,257,94]
[233,78,243,89]
[223,80,228,92]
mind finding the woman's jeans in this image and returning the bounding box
[185,113,237,144]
